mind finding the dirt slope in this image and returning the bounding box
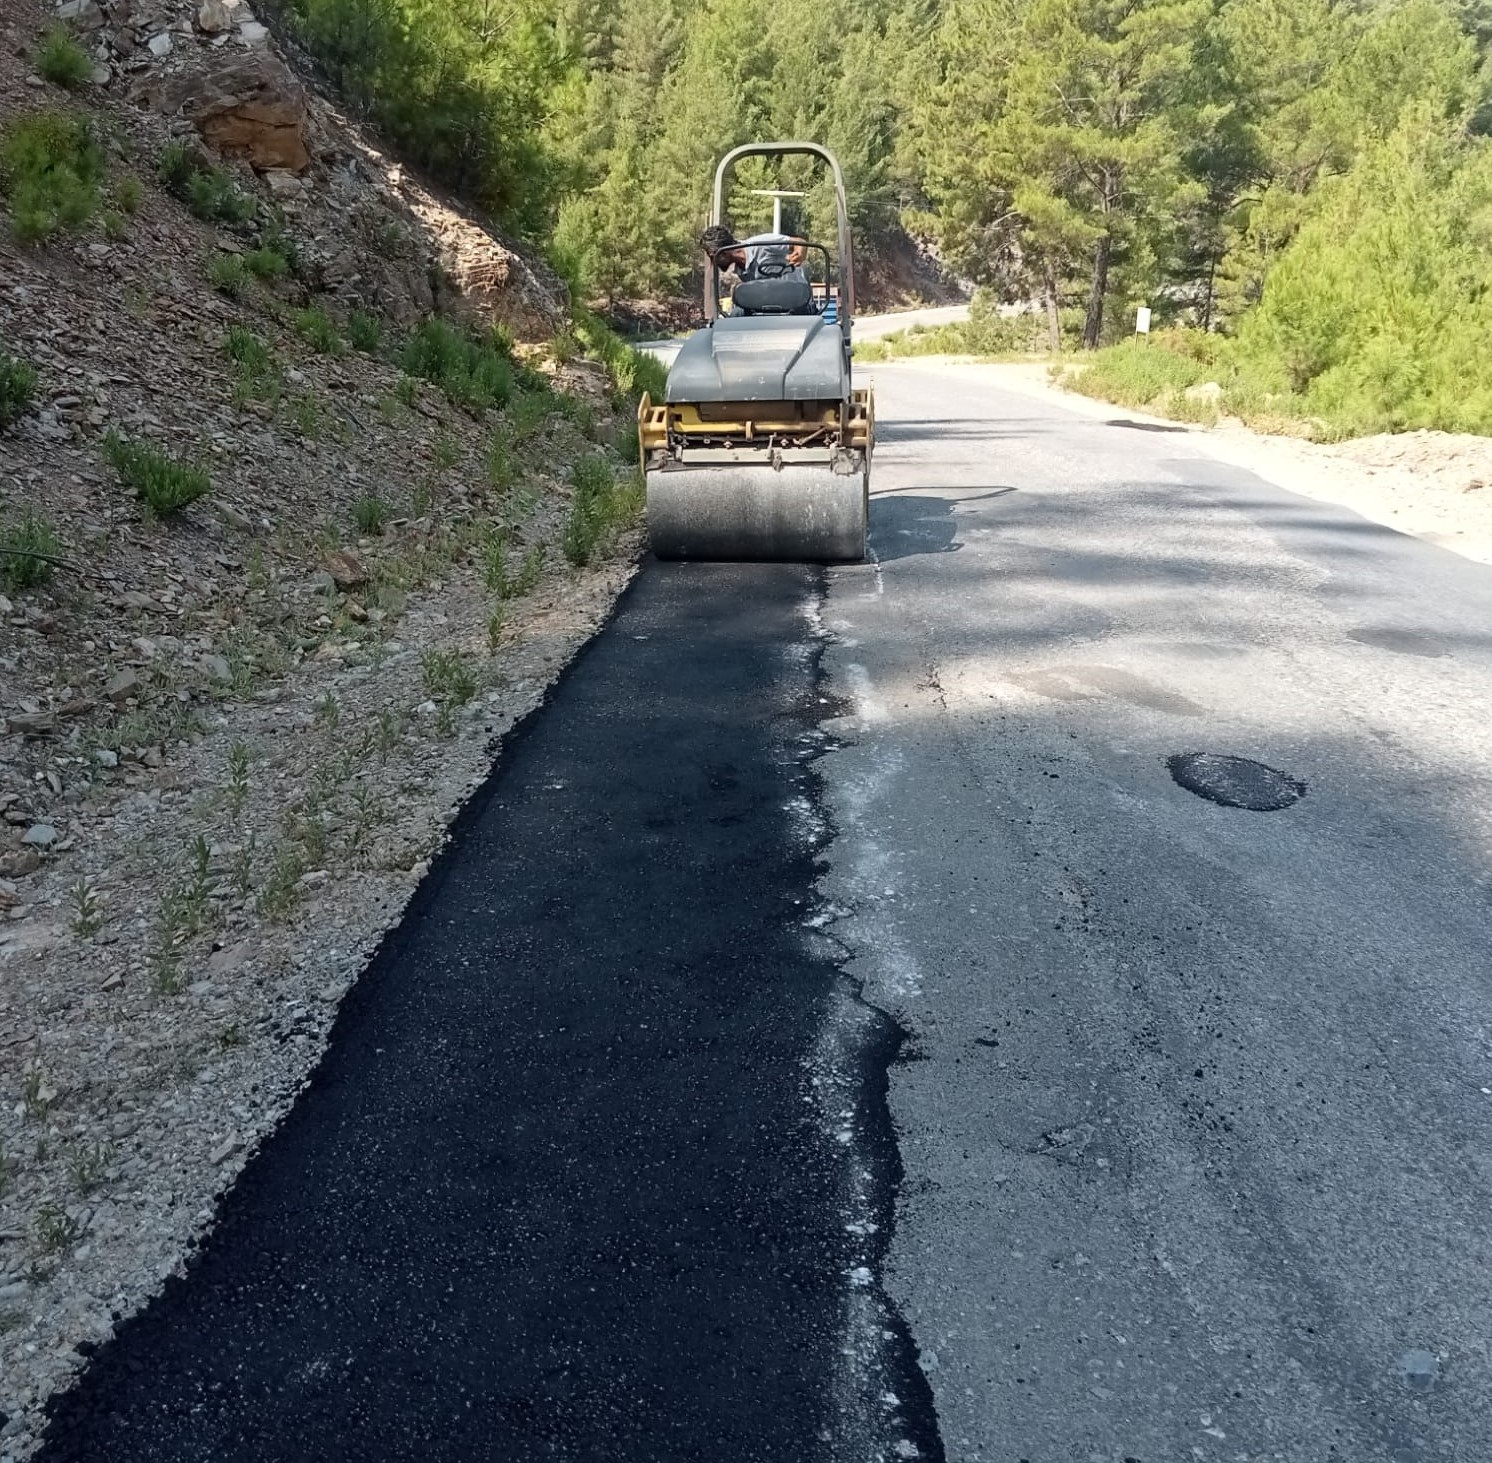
[0,3,642,1453]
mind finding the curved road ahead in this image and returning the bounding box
[39,363,1492,1462]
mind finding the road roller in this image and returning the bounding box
[638,142,874,562]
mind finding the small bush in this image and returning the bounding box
[37,27,92,90]
[481,530,508,594]
[511,543,544,595]
[244,246,289,282]
[422,648,477,706]
[0,346,39,429]
[156,141,197,194]
[1061,336,1209,411]
[353,495,388,535]
[103,430,210,515]
[571,307,668,402]
[209,253,250,296]
[1,509,61,591]
[402,318,513,415]
[348,311,383,353]
[225,325,272,374]
[167,155,256,225]
[227,327,281,410]
[551,330,580,365]
[115,174,143,215]
[562,455,640,567]
[295,308,343,355]
[0,109,104,244]
[485,436,519,492]
[615,418,640,467]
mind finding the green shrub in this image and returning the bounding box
[562,455,640,567]
[572,308,668,401]
[0,509,61,590]
[0,109,104,244]
[156,141,197,193]
[261,214,299,267]
[244,246,289,282]
[511,543,545,595]
[165,154,257,225]
[353,495,388,535]
[401,319,513,414]
[0,346,39,429]
[348,310,383,353]
[225,325,272,374]
[103,430,211,514]
[294,308,343,355]
[115,174,143,214]
[485,436,519,492]
[209,253,251,296]
[37,27,92,90]
[481,529,508,594]
[1061,337,1210,411]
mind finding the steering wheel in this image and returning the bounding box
[752,258,793,279]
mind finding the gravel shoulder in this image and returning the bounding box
[886,357,1492,565]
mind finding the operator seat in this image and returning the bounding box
[731,233,816,317]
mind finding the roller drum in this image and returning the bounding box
[647,463,868,563]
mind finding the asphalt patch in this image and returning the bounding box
[1167,752,1306,812]
[38,560,938,1463]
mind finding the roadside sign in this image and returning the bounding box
[1136,306,1152,335]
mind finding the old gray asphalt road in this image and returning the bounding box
[821,362,1492,1462]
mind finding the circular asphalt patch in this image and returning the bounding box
[1167,752,1306,812]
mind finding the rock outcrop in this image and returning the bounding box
[141,51,311,173]
[37,0,567,338]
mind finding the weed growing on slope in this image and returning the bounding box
[0,344,38,428]
[37,28,92,89]
[422,649,477,708]
[228,326,282,409]
[68,878,105,939]
[348,311,383,353]
[115,174,143,214]
[103,430,211,515]
[65,1140,112,1196]
[296,308,343,355]
[353,495,389,535]
[186,166,256,226]
[209,253,251,297]
[225,741,252,814]
[562,456,641,567]
[245,246,289,282]
[0,109,104,245]
[511,543,545,595]
[402,319,512,415]
[32,1204,81,1257]
[1,508,61,591]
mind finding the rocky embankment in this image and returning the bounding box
[0,2,642,1454]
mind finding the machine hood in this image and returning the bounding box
[667,315,849,403]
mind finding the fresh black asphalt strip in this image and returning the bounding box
[37,560,943,1463]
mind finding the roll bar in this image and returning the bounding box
[706,141,855,332]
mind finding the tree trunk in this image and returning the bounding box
[1043,264,1061,351]
[1082,233,1110,350]
[1201,247,1218,333]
